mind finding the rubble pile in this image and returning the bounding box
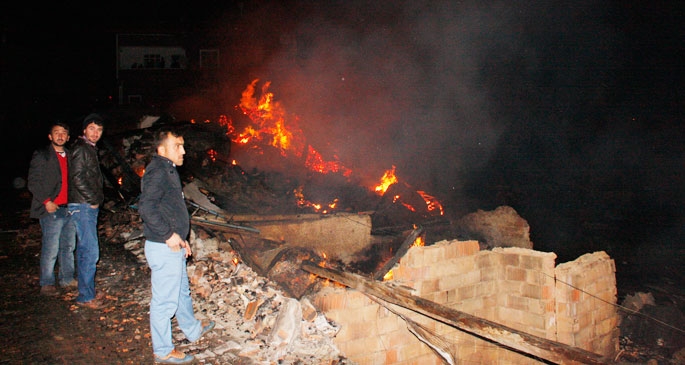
[111,208,351,364]
[92,122,685,364]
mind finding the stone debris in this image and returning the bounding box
[113,211,351,365]
[453,205,533,250]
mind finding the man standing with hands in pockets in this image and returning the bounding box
[28,121,77,296]
[138,127,214,364]
[69,113,106,309]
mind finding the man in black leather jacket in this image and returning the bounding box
[68,113,106,309]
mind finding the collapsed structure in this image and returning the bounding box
[182,195,618,364]
[101,118,620,364]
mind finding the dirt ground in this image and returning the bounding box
[0,197,154,364]
[1,185,683,364]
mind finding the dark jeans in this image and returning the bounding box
[68,203,100,302]
[38,206,76,286]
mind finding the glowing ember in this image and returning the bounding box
[401,202,416,212]
[217,114,235,136]
[293,186,338,214]
[305,146,352,176]
[383,270,393,281]
[417,190,444,216]
[374,166,398,195]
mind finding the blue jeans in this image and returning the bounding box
[145,241,202,357]
[39,206,76,287]
[69,203,100,302]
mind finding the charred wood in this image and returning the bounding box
[373,227,424,280]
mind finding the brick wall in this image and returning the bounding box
[309,240,619,364]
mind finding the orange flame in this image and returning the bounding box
[134,166,146,177]
[374,166,398,195]
[234,79,352,178]
[236,79,305,157]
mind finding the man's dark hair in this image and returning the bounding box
[152,127,183,149]
[82,113,104,129]
[51,121,70,133]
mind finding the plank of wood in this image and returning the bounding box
[373,227,424,280]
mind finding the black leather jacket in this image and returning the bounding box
[68,136,104,206]
[27,145,68,219]
[138,155,190,243]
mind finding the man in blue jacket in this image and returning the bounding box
[138,127,214,364]
[28,121,77,296]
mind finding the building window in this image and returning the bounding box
[144,54,164,69]
[128,95,143,104]
[200,49,219,69]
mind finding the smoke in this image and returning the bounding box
[199,0,684,259]
[222,1,615,194]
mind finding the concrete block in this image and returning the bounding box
[423,245,446,265]
[506,266,527,281]
[403,246,425,268]
[521,283,542,299]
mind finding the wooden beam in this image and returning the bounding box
[302,262,612,365]
[190,216,261,234]
[373,227,424,280]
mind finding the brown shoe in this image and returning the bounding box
[40,285,59,296]
[76,298,106,309]
[154,348,194,364]
[61,280,78,289]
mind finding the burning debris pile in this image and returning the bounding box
[98,79,548,301]
[101,80,447,222]
[95,79,648,364]
[98,79,464,291]
[91,80,463,364]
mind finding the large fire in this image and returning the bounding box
[211,79,443,216]
[230,79,353,178]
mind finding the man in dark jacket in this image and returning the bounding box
[28,122,77,296]
[68,113,106,309]
[138,127,214,364]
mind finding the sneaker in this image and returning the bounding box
[40,285,59,296]
[195,319,215,342]
[154,348,194,364]
[76,298,106,309]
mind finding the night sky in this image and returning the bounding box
[2,1,683,263]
